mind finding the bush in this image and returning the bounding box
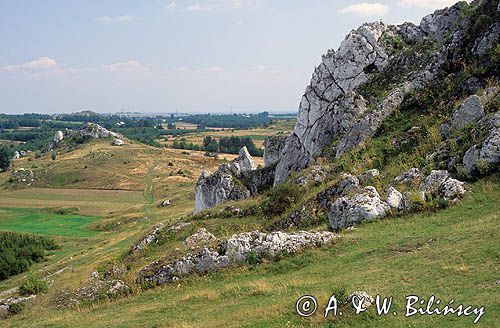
[8,302,24,315]
[19,273,48,295]
[0,145,11,171]
[262,183,303,217]
[0,232,58,280]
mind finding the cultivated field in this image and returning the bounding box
[161,119,295,149]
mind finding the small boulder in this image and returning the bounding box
[393,168,423,185]
[386,186,403,209]
[112,138,125,146]
[358,169,380,183]
[348,291,374,310]
[441,178,466,201]
[183,228,216,247]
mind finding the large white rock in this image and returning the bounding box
[328,186,390,230]
[194,165,250,214]
[53,130,64,143]
[230,146,257,176]
[420,170,466,201]
[273,22,392,184]
[386,186,403,209]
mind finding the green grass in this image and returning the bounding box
[0,208,102,237]
[5,175,499,327]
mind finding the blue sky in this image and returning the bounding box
[0,0,463,114]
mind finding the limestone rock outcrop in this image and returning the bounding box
[230,146,257,176]
[194,165,250,214]
[440,95,485,137]
[328,186,390,230]
[420,170,466,201]
[271,1,499,184]
[79,122,123,139]
[138,230,336,285]
[194,146,274,213]
[53,130,64,143]
[462,112,500,174]
[263,135,286,167]
[183,228,216,247]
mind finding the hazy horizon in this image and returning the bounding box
[0,0,465,114]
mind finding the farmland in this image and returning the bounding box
[161,119,295,149]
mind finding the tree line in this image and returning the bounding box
[172,135,264,156]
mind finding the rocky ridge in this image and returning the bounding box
[139,230,337,285]
[272,1,500,184]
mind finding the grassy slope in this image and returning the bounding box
[0,208,102,237]
[0,138,228,295]
[5,174,499,327]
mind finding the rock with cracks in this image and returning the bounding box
[138,231,336,285]
[328,186,390,230]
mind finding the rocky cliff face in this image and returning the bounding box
[273,0,500,184]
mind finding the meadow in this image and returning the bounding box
[3,174,498,327]
[0,208,101,237]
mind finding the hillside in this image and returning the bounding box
[0,1,499,327]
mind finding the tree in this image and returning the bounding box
[0,146,11,171]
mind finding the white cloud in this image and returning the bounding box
[204,66,223,72]
[338,3,390,16]
[95,15,136,23]
[185,4,212,11]
[183,0,256,12]
[165,1,177,11]
[1,57,57,71]
[101,60,148,72]
[173,65,224,73]
[252,65,280,74]
[398,0,463,9]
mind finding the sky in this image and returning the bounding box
[0,0,465,114]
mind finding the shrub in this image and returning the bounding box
[19,273,48,295]
[8,303,24,315]
[262,183,303,217]
[0,232,58,280]
[0,145,11,171]
[247,250,261,266]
